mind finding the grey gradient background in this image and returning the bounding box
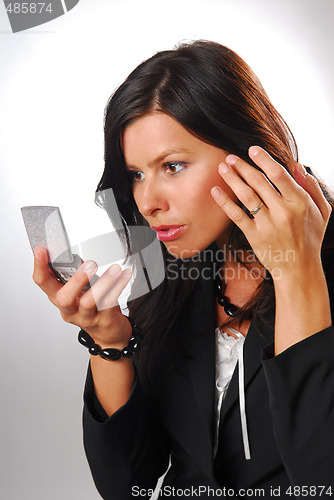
[0,0,333,498]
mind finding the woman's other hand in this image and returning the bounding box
[211,146,332,353]
[211,146,332,281]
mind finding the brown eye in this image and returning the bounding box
[164,162,187,175]
[127,170,145,183]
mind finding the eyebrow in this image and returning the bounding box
[125,149,193,170]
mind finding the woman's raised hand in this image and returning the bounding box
[33,247,133,349]
[211,146,332,281]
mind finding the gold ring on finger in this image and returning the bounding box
[249,202,264,216]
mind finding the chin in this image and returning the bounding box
[164,242,209,260]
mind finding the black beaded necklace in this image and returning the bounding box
[215,272,240,317]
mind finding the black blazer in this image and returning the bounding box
[83,244,334,499]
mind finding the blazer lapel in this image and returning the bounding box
[185,274,217,441]
[158,274,217,478]
[219,312,275,421]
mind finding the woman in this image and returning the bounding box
[33,41,334,498]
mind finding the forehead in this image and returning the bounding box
[122,113,203,164]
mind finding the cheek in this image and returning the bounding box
[131,186,143,213]
[188,172,234,208]
[187,173,236,230]
[214,175,239,205]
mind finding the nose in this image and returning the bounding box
[135,178,169,218]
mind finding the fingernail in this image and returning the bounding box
[211,186,222,198]
[108,263,122,276]
[226,155,238,165]
[83,260,98,275]
[249,146,261,157]
[122,268,132,279]
[218,162,230,174]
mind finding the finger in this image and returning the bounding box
[218,161,268,216]
[211,186,254,232]
[225,154,281,209]
[33,247,63,297]
[294,163,332,220]
[79,264,131,313]
[96,267,132,312]
[55,260,98,315]
[248,146,301,201]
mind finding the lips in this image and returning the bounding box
[151,225,186,242]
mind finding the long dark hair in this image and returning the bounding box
[96,40,334,373]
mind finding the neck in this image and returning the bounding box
[214,223,234,252]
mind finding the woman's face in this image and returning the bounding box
[122,112,237,258]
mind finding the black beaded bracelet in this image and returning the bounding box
[78,317,143,361]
